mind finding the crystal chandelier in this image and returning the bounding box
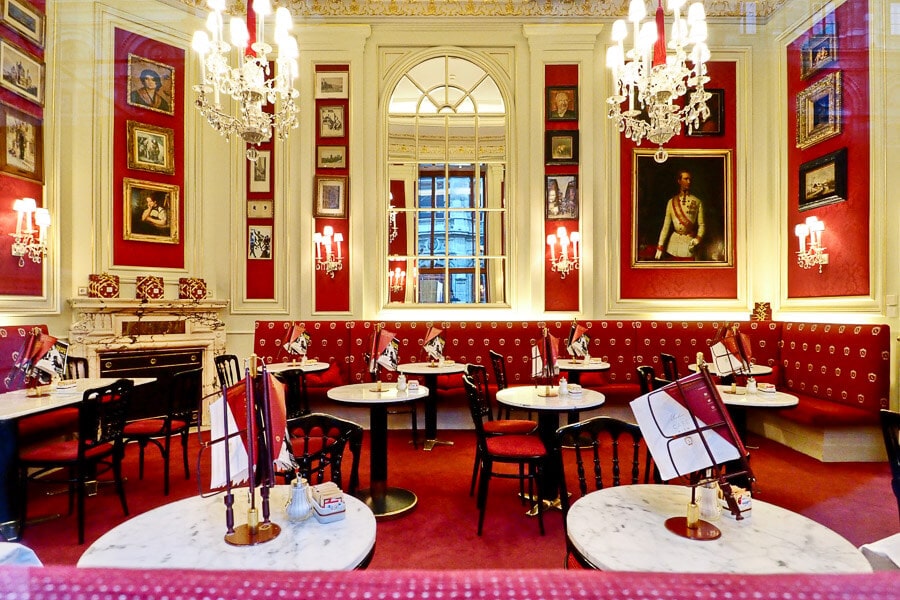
[191,0,299,162]
[606,0,711,163]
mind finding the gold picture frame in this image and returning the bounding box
[800,30,837,80]
[2,0,44,47]
[314,175,348,218]
[123,178,180,244]
[126,121,174,175]
[796,71,842,150]
[0,102,42,182]
[127,54,175,116]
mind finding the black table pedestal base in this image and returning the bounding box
[357,486,417,520]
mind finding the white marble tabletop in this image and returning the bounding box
[264,361,330,375]
[327,382,429,405]
[78,486,376,571]
[496,385,606,413]
[567,484,872,574]
[689,363,774,377]
[716,385,799,408]
[557,358,611,371]
[397,361,466,377]
[0,377,156,421]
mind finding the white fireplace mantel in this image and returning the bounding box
[67,298,229,397]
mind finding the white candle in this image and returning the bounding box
[546,234,556,261]
[794,224,808,253]
[12,199,23,235]
[334,232,343,259]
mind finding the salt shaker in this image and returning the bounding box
[746,376,758,395]
[286,477,312,522]
[397,373,407,391]
[559,377,568,395]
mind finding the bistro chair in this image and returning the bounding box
[489,349,532,420]
[16,358,89,446]
[463,374,546,536]
[660,353,680,381]
[880,409,900,523]
[365,352,418,448]
[465,363,537,496]
[214,354,242,390]
[636,365,671,396]
[282,412,363,495]
[555,415,657,568]
[123,368,201,495]
[277,367,311,423]
[17,379,134,544]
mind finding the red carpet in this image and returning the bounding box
[16,429,898,569]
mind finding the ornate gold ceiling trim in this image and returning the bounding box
[181,0,788,20]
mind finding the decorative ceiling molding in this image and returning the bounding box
[181,0,789,20]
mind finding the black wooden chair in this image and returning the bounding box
[880,409,900,524]
[637,365,671,396]
[555,415,657,568]
[123,368,201,495]
[18,379,134,544]
[283,412,363,495]
[214,354,242,390]
[660,353,680,381]
[489,349,533,420]
[463,373,546,536]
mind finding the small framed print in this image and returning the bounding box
[319,106,345,138]
[317,145,346,169]
[247,199,274,219]
[127,54,175,115]
[0,102,41,182]
[315,71,348,99]
[127,121,174,175]
[123,178,179,244]
[314,175,348,219]
[0,39,41,104]
[687,89,724,137]
[546,86,577,121]
[799,147,847,211]
[796,71,842,150]
[248,225,272,259]
[801,30,837,80]
[2,0,43,47]
[545,174,578,220]
[249,150,271,193]
[545,130,579,165]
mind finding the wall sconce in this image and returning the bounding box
[11,198,49,267]
[312,225,343,278]
[388,200,398,243]
[795,215,828,273]
[546,226,580,279]
[389,266,406,293]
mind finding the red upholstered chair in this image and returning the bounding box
[881,409,900,524]
[489,349,533,420]
[284,412,362,495]
[123,368,201,495]
[18,379,134,544]
[555,416,657,568]
[465,363,537,496]
[16,357,89,448]
[463,373,546,536]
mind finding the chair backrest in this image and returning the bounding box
[281,368,309,421]
[66,356,89,380]
[880,409,900,523]
[462,374,491,446]
[555,416,656,517]
[79,379,134,452]
[637,365,671,395]
[287,412,363,495]
[660,353,679,381]
[465,364,494,423]
[168,368,203,427]
[214,354,242,390]
[488,350,508,391]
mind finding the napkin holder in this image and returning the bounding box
[311,482,346,523]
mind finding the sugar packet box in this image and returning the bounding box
[311,482,346,523]
[720,487,752,519]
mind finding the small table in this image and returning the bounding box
[556,358,611,386]
[496,386,605,504]
[265,361,330,415]
[397,362,466,451]
[688,363,774,377]
[566,484,872,573]
[77,486,376,571]
[328,382,428,518]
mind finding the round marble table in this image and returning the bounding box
[566,484,872,573]
[397,362,466,450]
[556,358,611,386]
[328,382,428,518]
[77,486,376,571]
[264,361,330,375]
[688,362,774,377]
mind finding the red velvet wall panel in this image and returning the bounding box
[619,61,738,300]
[246,106,276,300]
[112,28,185,269]
[544,64,579,312]
[786,0,869,298]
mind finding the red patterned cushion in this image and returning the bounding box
[135,275,165,300]
[178,278,208,300]
[88,273,119,298]
[123,418,166,436]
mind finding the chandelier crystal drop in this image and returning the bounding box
[192,0,300,162]
[606,0,711,163]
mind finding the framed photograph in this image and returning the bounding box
[2,0,43,46]
[796,71,841,150]
[123,178,180,244]
[801,30,837,80]
[546,86,577,121]
[0,39,41,104]
[545,130,579,165]
[315,72,348,99]
[249,150,271,193]
[799,147,847,211]
[248,225,272,260]
[687,89,724,137]
[319,106,345,138]
[314,175,348,218]
[127,53,175,116]
[632,149,732,267]
[126,121,174,175]
[545,174,578,220]
[317,145,346,169]
[0,103,41,182]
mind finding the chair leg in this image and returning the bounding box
[162,433,172,496]
[534,461,545,536]
[136,440,147,480]
[469,447,480,496]
[476,458,491,536]
[113,453,129,518]
[76,474,86,545]
[180,429,190,480]
[410,405,418,449]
